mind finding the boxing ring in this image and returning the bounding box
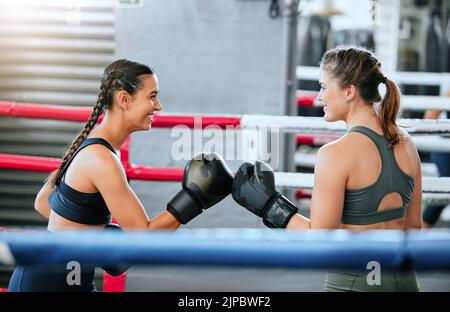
[1,101,450,198]
[1,100,450,291]
[1,229,450,271]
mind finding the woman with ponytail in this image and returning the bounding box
[8,60,186,291]
[284,46,423,291]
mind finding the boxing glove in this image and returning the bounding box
[167,152,234,224]
[231,161,298,228]
[101,223,130,276]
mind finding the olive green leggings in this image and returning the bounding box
[325,269,420,292]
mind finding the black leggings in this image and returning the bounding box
[8,264,96,292]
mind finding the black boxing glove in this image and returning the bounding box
[167,152,234,224]
[231,160,298,228]
[101,223,130,276]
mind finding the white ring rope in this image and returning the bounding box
[396,96,450,111]
[409,136,450,152]
[296,135,450,153]
[241,115,450,134]
[296,66,450,111]
[297,66,450,87]
[274,172,450,195]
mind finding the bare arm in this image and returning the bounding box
[92,151,180,230]
[424,110,442,120]
[34,177,55,219]
[287,144,346,229]
[403,158,423,230]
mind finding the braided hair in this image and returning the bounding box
[48,59,154,187]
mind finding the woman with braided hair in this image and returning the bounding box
[7,59,173,291]
[8,59,235,291]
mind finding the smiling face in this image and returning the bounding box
[317,67,351,122]
[125,74,161,131]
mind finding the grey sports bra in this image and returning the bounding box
[341,126,416,225]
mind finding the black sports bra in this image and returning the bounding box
[48,138,116,225]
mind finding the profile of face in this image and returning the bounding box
[317,68,353,122]
[117,74,161,132]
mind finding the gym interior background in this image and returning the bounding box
[0,0,449,291]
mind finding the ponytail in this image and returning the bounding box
[379,78,401,146]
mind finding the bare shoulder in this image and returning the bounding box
[318,134,355,157]
[316,132,366,168]
[316,138,347,164]
[314,137,350,186]
[341,130,375,145]
[79,144,124,176]
[338,129,385,152]
[398,128,416,147]
[318,140,340,154]
[395,128,419,158]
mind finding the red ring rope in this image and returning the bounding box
[0,101,241,129]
